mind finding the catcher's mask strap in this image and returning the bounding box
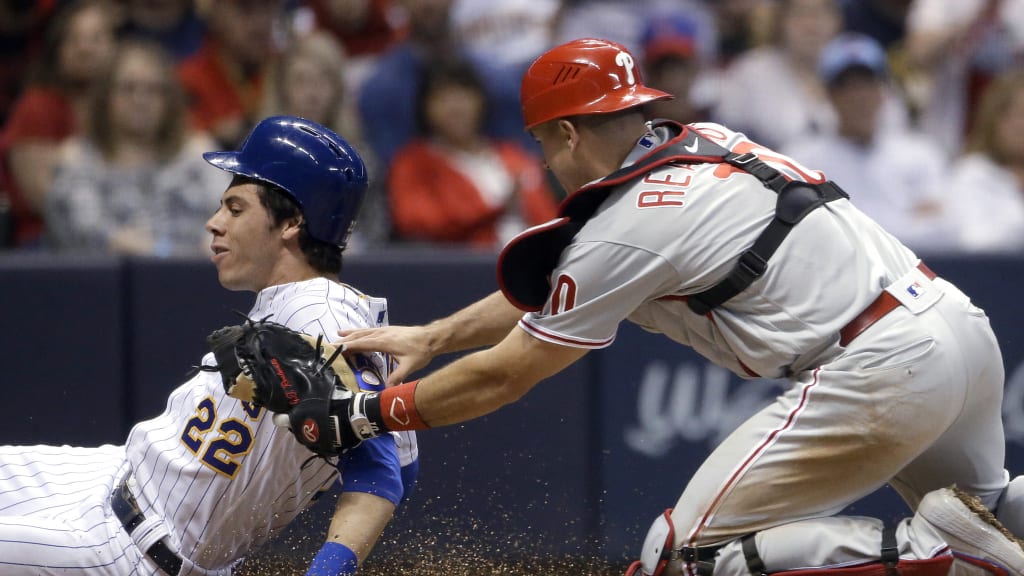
[497,217,582,312]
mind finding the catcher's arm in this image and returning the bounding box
[330,325,589,452]
[339,290,523,386]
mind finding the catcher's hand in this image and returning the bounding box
[205,318,370,457]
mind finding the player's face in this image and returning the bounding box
[205,182,287,292]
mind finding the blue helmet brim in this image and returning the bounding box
[204,151,257,179]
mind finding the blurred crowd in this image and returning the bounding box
[0,0,1022,257]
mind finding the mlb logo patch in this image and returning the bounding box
[906,281,925,298]
[638,133,655,149]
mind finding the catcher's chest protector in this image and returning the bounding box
[498,121,847,313]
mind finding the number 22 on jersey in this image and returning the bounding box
[180,397,261,478]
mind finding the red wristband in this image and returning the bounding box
[379,380,429,431]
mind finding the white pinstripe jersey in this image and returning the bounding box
[519,122,923,378]
[125,277,413,570]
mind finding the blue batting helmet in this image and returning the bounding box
[203,115,368,247]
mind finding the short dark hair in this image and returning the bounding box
[414,57,491,136]
[238,176,343,276]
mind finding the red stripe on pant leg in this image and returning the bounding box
[685,368,823,549]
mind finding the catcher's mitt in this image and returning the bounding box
[205,319,367,457]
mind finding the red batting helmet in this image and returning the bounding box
[520,38,673,129]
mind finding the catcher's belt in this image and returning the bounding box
[840,262,937,347]
[110,473,183,575]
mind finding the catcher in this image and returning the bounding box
[333,38,1023,576]
[0,116,417,576]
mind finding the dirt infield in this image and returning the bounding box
[236,556,627,575]
[230,488,633,575]
[234,528,630,575]
[234,534,629,575]
[233,518,630,575]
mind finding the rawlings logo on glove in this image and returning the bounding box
[203,318,372,457]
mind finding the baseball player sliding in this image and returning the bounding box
[0,116,418,575]
[329,38,1024,575]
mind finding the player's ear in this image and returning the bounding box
[280,215,304,241]
[557,119,581,150]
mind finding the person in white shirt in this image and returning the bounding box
[944,69,1024,253]
[782,32,957,255]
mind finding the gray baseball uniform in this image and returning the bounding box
[518,122,1015,568]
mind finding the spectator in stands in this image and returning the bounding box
[263,31,356,139]
[0,0,59,127]
[904,0,1024,159]
[450,0,562,75]
[300,0,400,104]
[387,59,558,250]
[942,69,1024,254]
[0,0,118,247]
[357,0,532,168]
[710,0,775,66]
[262,29,390,248]
[304,0,399,58]
[782,33,955,254]
[450,0,563,150]
[640,9,713,125]
[713,0,844,148]
[46,40,227,257]
[554,0,717,62]
[117,0,206,61]
[178,0,284,149]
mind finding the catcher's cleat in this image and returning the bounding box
[916,486,1024,576]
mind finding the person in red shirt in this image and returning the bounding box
[305,0,400,58]
[388,58,558,249]
[177,0,283,149]
[0,0,117,246]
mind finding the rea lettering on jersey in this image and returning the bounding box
[636,172,692,209]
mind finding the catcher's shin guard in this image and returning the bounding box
[657,515,953,576]
[729,529,952,575]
